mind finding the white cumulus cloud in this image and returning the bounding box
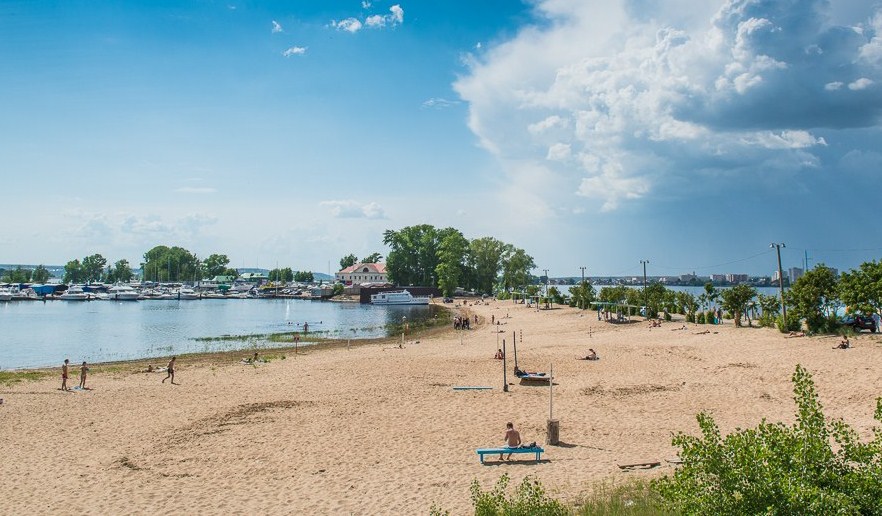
[271,20,282,33]
[333,4,403,32]
[320,200,387,219]
[455,0,882,214]
[333,17,363,33]
[282,46,307,57]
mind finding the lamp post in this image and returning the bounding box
[640,260,649,318]
[770,243,787,322]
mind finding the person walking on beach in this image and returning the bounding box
[61,359,71,391]
[162,356,177,385]
[500,422,522,460]
[79,361,90,389]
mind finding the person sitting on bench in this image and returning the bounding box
[500,422,522,461]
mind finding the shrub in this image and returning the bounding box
[469,474,568,516]
[686,313,695,323]
[654,365,882,515]
[696,312,705,324]
[775,314,801,333]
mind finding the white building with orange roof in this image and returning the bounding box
[335,262,388,286]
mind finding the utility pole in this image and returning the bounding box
[640,260,649,318]
[579,266,587,309]
[770,243,787,322]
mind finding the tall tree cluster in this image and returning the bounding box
[382,225,536,296]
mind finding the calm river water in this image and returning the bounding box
[0,299,438,369]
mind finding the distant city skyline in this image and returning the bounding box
[2,1,881,276]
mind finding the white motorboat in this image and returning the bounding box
[370,290,430,305]
[0,287,12,301]
[108,284,140,301]
[59,285,89,301]
[177,287,201,300]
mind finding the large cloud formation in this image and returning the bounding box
[455,0,882,212]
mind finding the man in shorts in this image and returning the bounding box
[61,359,70,391]
[500,422,522,460]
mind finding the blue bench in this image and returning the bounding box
[476,446,544,464]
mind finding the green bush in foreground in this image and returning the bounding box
[470,474,568,516]
[654,364,882,515]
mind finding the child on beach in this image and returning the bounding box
[61,359,70,391]
[162,356,177,384]
[79,361,89,389]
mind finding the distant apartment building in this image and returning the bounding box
[788,267,804,284]
[711,274,726,283]
[726,274,749,284]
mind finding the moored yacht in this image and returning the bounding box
[370,290,430,305]
[59,285,89,301]
[108,284,140,301]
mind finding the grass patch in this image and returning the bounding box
[575,478,669,515]
[0,370,51,386]
[387,310,452,335]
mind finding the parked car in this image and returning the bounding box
[841,314,877,332]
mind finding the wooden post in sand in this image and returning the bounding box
[547,363,559,445]
[502,339,508,392]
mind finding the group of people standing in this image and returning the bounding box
[60,358,89,391]
[453,315,473,330]
[61,355,178,390]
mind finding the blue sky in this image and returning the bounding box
[2,0,881,278]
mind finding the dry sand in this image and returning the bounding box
[2,299,881,514]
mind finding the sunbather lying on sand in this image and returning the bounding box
[787,331,805,338]
[578,349,599,361]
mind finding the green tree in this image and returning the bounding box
[142,245,200,283]
[31,265,51,283]
[756,293,781,328]
[2,266,32,283]
[500,246,536,293]
[339,254,358,270]
[785,264,840,333]
[63,260,84,284]
[468,237,506,294]
[294,270,313,283]
[383,225,452,287]
[435,230,469,297]
[676,291,699,322]
[202,254,231,279]
[268,268,293,282]
[569,281,597,309]
[644,283,669,319]
[719,285,757,327]
[105,259,134,283]
[838,260,882,317]
[81,254,107,283]
[655,365,882,514]
[361,252,382,264]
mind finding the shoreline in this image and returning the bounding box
[3,303,466,375]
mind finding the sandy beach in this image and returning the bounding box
[2,299,881,514]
